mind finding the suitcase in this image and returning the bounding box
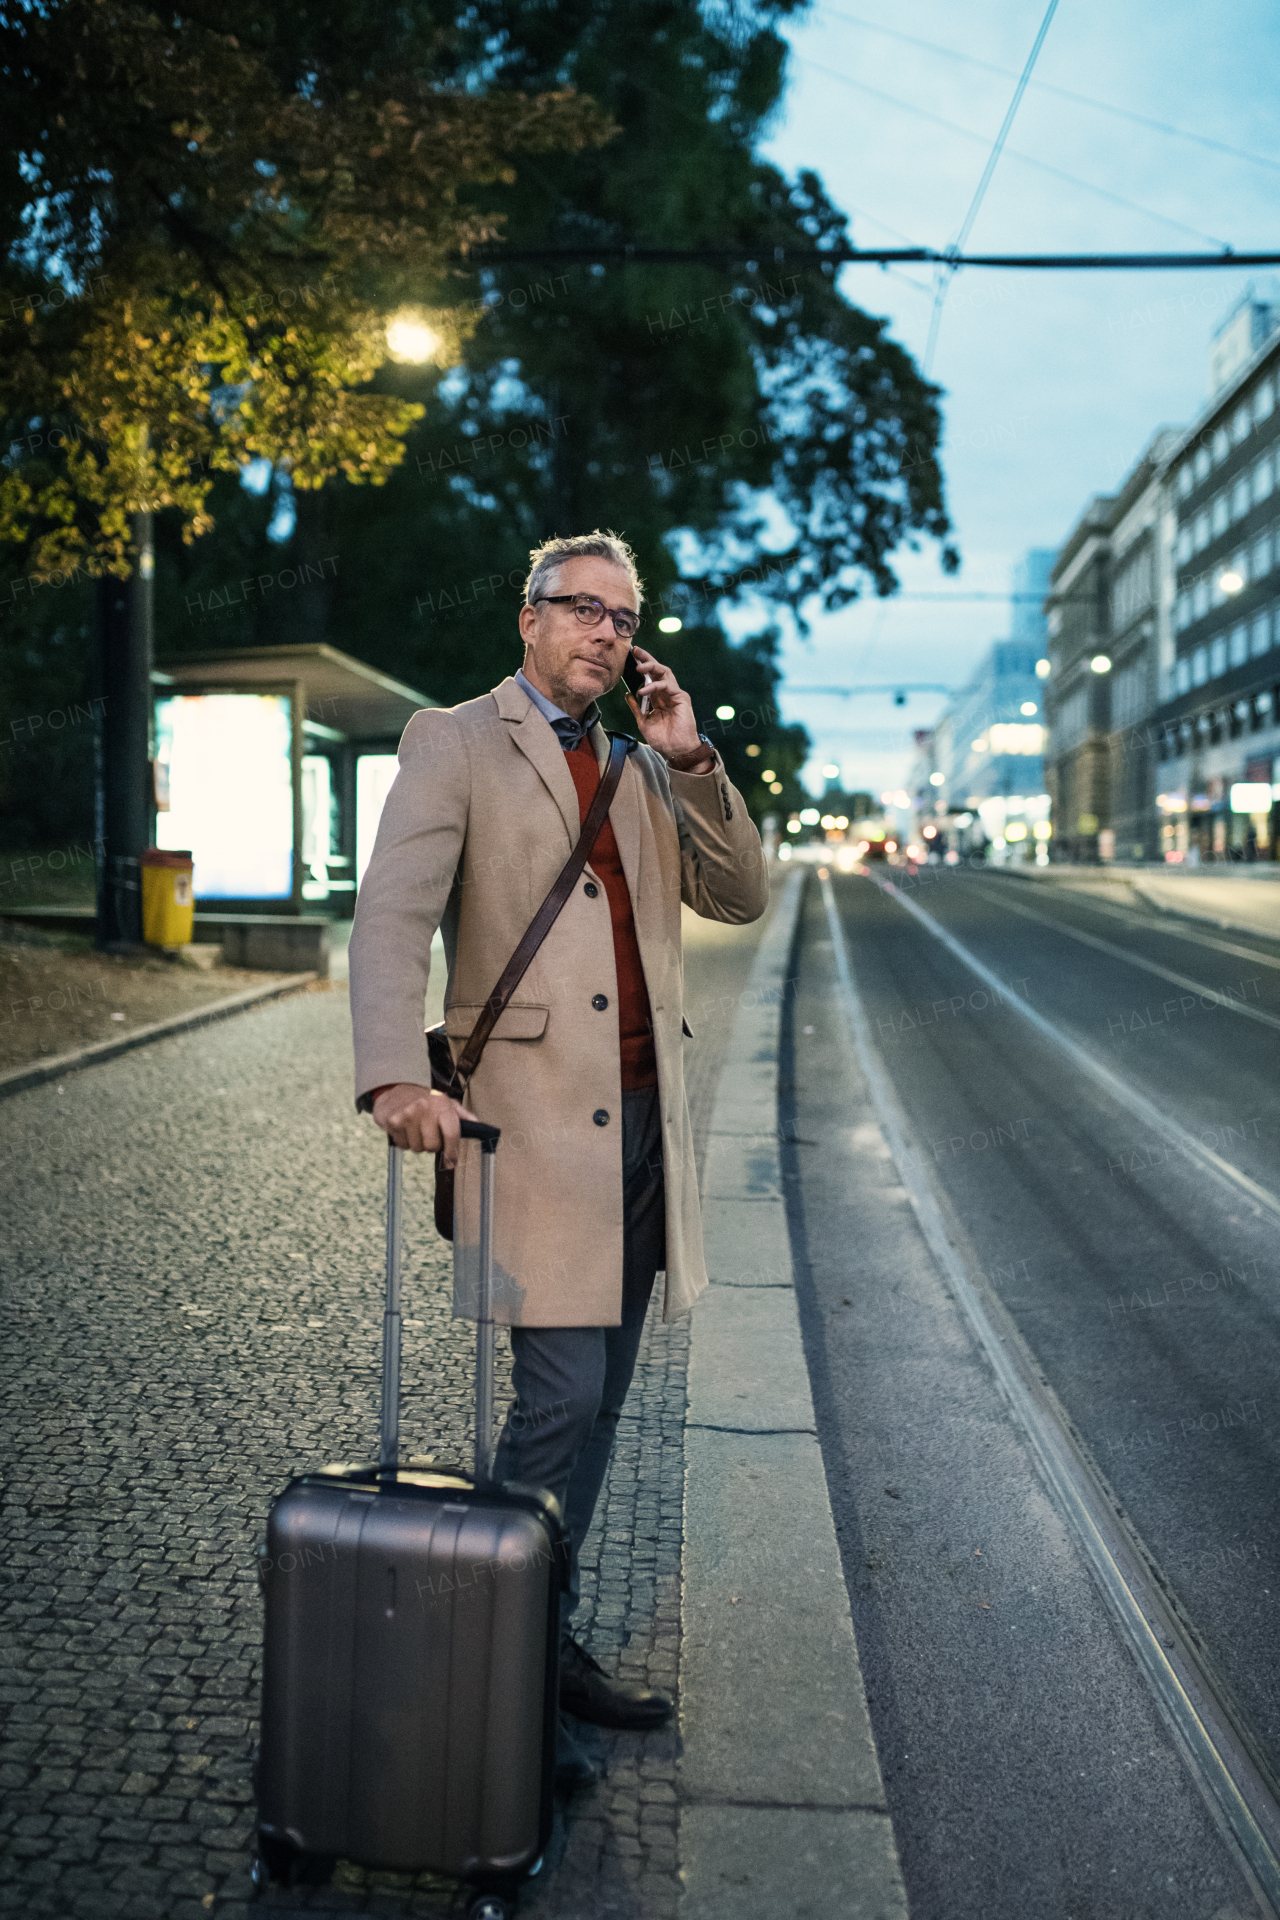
[252,1123,566,1919]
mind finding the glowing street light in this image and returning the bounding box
[658,616,682,633]
[1220,569,1244,594]
[929,770,944,786]
[386,311,443,362]
[1090,654,1112,674]
[1035,658,1051,679]
[1021,701,1038,715]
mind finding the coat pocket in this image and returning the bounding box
[444,1001,550,1041]
[682,1015,694,1039]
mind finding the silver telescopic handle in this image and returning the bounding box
[379,1141,403,1474]
[474,1138,496,1481]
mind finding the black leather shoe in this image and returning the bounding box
[554,1713,601,1790]
[559,1636,673,1730]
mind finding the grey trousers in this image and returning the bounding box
[492,1085,666,1631]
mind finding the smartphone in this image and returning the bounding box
[621,650,652,716]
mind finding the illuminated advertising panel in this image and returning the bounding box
[356,754,399,888]
[155,693,294,899]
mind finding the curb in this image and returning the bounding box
[0,973,319,1100]
[678,870,908,1919]
[996,864,1280,944]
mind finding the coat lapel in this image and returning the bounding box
[494,676,580,848]
[592,725,643,904]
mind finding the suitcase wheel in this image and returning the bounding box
[466,1894,515,1920]
[250,1831,335,1895]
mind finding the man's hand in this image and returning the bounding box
[371,1083,478,1163]
[625,647,715,773]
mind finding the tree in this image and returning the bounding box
[0,0,609,933]
[0,0,612,574]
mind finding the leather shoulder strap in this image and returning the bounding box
[450,731,629,1089]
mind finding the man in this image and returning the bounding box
[348,530,767,1779]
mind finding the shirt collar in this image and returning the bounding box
[515,668,600,749]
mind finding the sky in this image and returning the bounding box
[749,0,1280,798]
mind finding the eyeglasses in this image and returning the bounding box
[532,594,641,641]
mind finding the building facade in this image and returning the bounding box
[1153,307,1280,861]
[1043,434,1174,862]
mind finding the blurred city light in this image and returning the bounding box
[658,615,682,633]
[386,311,442,362]
[1035,658,1051,678]
[1090,654,1112,673]
[716,704,735,719]
[929,770,945,785]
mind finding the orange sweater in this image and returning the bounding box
[566,736,658,1090]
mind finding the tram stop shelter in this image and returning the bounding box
[152,644,434,919]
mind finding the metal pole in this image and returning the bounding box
[474,1140,496,1481]
[96,512,154,948]
[379,1142,403,1476]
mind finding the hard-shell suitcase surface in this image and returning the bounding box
[254,1125,565,1912]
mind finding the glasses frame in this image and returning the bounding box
[531,593,641,642]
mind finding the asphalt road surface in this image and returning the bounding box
[785,863,1280,1920]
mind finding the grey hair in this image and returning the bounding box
[523,530,644,609]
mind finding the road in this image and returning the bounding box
[786,862,1280,1920]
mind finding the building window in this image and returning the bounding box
[1254,530,1273,580]
[1195,446,1211,485]
[1214,426,1230,464]
[1192,647,1208,685]
[1233,402,1252,446]
[1176,590,1191,629]
[1254,454,1273,504]
[1176,525,1193,564]
[1176,656,1192,694]
[1212,493,1229,537]
[1229,624,1248,667]
[1210,635,1227,677]
[1256,377,1276,424]
[1233,547,1249,585]
[1193,576,1210,618]
[1252,610,1272,657]
[1233,474,1252,520]
[1178,464,1194,500]
[1194,509,1210,551]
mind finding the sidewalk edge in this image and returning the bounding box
[678,870,909,1918]
[0,973,318,1100]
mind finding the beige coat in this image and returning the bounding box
[348,675,768,1326]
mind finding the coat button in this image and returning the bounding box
[584,881,599,898]
[592,993,608,1011]
[593,1109,610,1127]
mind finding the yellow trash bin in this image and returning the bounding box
[141,848,195,947]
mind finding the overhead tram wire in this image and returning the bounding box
[816,5,1280,177]
[923,0,1060,374]
[461,244,1280,270]
[792,58,1231,250]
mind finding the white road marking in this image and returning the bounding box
[965,882,1280,1037]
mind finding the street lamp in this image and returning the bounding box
[386,311,444,362]
[1220,569,1244,594]
[1090,654,1112,674]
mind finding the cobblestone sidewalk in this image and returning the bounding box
[0,906,771,1920]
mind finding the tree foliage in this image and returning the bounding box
[0,0,611,575]
[1,0,958,841]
